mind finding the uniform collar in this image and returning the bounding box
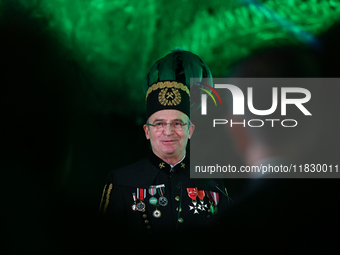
[114,153,220,191]
[148,152,189,174]
[148,152,220,191]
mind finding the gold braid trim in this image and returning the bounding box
[99,184,107,212]
[102,183,113,214]
[146,81,190,100]
[225,187,230,203]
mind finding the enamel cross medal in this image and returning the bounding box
[187,188,199,214]
[197,189,208,211]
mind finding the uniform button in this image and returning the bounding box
[142,214,147,218]
[176,207,182,212]
[146,225,151,229]
[178,217,184,223]
[144,220,149,224]
[175,196,180,201]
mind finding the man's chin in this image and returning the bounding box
[162,150,177,155]
[160,148,180,157]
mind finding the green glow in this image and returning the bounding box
[2,0,339,117]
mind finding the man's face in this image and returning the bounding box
[143,109,195,161]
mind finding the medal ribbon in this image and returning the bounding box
[132,193,137,202]
[206,191,219,206]
[197,189,205,200]
[187,188,198,201]
[137,188,146,201]
[149,186,156,196]
[157,186,165,196]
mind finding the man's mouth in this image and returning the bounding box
[161,139,177,143]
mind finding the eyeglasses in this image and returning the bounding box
[146,121,190,131]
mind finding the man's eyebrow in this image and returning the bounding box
[152,119,165,122]
[172,119,185,122]
[152,118,185,123]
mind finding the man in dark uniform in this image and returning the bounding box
[99,49,229,235]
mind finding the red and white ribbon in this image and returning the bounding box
[137,188,146,201]
[206,191,219,206]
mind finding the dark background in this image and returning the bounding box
[1,1,340,254]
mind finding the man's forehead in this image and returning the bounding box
[148,109,188,121]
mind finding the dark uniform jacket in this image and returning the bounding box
[99,153,229,234]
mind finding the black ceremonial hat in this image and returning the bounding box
[144,49,212,120]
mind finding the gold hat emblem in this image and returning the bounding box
[158,88,181,106]
[146,81,189,100]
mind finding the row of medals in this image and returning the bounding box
[132,189,217,217]
[132,189,168,218]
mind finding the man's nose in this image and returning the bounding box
[163,123,173,135]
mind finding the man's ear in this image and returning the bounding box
[188,124,195,139]
[143,124,150,140]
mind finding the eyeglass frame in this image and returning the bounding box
[145,120,191,131]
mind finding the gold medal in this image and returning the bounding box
[136,188,146,212]
[136,201,146,212]
[152,208,161,218]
